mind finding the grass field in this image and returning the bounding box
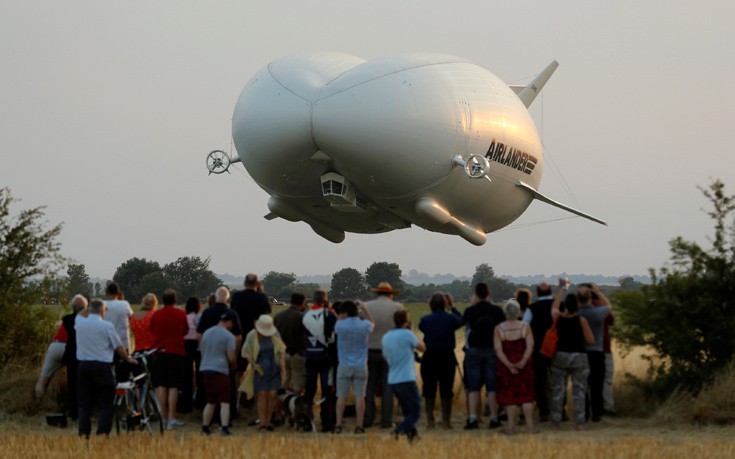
[8,302,735,457]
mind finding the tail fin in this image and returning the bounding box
[514,60,559,108]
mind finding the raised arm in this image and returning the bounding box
[592,283,611,309]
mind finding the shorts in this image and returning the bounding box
[284,353,306,393]
[336,365,367,398]
[151,353,186,389]
[41,341,66,378]
[464,347,497,392]
[203,372,231,404]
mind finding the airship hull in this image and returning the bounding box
[231,53,545,244]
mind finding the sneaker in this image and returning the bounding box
[220,426,233,436]
[166,420,175,431]
[354,427,365,434]
[169,418,185,427]
[333,426,342,434]
[202,426,212,436]
[488,419,502,429]
[463,419,479,430]
[248,418,261,426]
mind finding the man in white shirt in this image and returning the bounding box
[75,299,136,438]
[103,283,134,381]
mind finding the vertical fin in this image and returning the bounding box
[517,60,559,108]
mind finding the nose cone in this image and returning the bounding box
[231,53,363,196]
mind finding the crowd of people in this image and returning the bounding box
[37,274,615,440]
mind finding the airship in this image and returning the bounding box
[206,52,605,245]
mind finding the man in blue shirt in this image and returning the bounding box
[382,310,425,442]
[75,299,137,438]
[334,300,374,434]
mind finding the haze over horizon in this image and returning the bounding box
[2,2,733,281]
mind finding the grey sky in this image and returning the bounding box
[2,1,734,281]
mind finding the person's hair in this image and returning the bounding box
[576,288,591,305]
[244,273,258,288]
[475,282,490,299]
[70,294,88,313]
[106,282,120,297]
[215,286,230,303]
[536,282,552,297]
[565,294,579,314]
[90,299,105,314]
[515,288,532,310]
[429,293,447,312]
[393,309,409,328]
[444,292,455,308]
[332,301,343,314]
[341,300,358,317]
[207,294,216,307]
[505,301,520,320]
[313,289,328,306]
[162,289,177,306]
[291,292,306,306]
[141,293,158,311]
[185,296,202,314]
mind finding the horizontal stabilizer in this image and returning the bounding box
[516,60,559,108]
[516,180,607,226]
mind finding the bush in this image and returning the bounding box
[615,180,735,396]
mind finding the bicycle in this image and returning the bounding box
[113,348,165,435]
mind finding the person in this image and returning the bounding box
[515,288,533,315]
[576,283,611,422]
[602,312,616,416]
[274,292,307,394]
[61,294,88,420]
[75,298,137,438]
[181,296,203,413]
[199,310,238,436]
[418,292,462,429]
[522,282,555,421]
[334,300,374,434]
[462,282,506,429]
[240,315,286,432]
[230,273,271,381]
[363,282,404,428]
[302,289,337,432]
[382,310,425,442]
[494,300,536,435]
[130,293,158,352]
[36,321,68,399]
[550,286,595,430]
[150,288,188,430]
[103,283,134,380]
[197,287,242,415]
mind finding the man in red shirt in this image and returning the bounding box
[150,289,188,430]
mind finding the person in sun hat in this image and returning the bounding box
[363,282,404,428]
[240,314,286,432]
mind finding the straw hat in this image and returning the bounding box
[372,282,400,295]
[255,314,277,337]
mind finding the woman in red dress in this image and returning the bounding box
[494,300,537,435]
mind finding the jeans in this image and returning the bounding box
[603,352,615,411]
[550,352,589,425]
[305,358,335,430]
[365,350,393,427]
[586,351,606,419]
[390,381,421,435]
[463,347,497,392]
[532,353,551,416]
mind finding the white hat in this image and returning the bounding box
[255,314,277,337]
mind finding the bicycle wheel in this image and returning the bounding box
[113,393,126,435]
[142,389,165,434]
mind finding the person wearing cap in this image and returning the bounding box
[239,314,286,432]
[363,282,404,428]
[199,311,238,436]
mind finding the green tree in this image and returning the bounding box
[615,180,735,395]
[113,257,162,304]
[365,261,403,292]
[163,256,222,300]
[0,188,62,365]
[330,268,367,300]
[262,271,298,299]
[471,263,495,286]
[67,263,92,298]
